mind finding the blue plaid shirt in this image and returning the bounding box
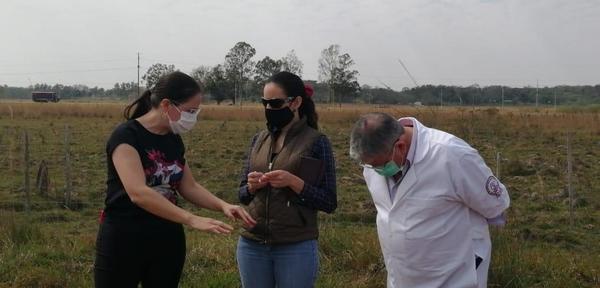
[238,133,337,213]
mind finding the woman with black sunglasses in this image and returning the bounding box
[236,71,337,287]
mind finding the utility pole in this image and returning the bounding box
[137,52,140,99]
[64,125,72,209]
[536,79,539,107]
[238,70,244,107]
[440,87,443,108]
[554,88,557,110]
[472,88,475,112]
[480,86,484,106]
[23,131,30,212]
[501,86,504,109]
[496,152,501,180]
[567,131,574,226]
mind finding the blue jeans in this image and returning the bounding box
[236,237,319,288]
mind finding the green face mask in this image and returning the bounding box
[373,144,403,177]
[374,160,403,177]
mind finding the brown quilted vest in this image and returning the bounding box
[241,117,323,244]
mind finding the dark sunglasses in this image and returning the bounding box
[261,97,296,109]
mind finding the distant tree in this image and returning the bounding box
[106,82,137,99]
[254,56,282,86]
[359,86,406,105]
[318,44,340,104]
[142,63,176,88]
[318,44,360,104]
[332,53,360,102]
[224,42,256,105]
[204,64,232,105]
[33,83,52,91]
[190,65,211,85]
[281,50,303,76]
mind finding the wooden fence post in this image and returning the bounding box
[64,125,72,209]
[23,131,31,212]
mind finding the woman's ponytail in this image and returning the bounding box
[124,90,152,120]
[300,84,319,130]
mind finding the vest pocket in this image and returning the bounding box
[270,198,307,228]
[295,202,308,226]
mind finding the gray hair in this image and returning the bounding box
[349,112,404,161]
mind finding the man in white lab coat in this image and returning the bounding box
[349,113,510,288]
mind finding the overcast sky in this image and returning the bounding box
[1,0,599,89]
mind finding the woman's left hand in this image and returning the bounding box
[222,204,257,228]
[262,170,305,193]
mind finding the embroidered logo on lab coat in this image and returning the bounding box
[486,176,502,197]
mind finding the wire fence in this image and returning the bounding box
[0,118,595,231]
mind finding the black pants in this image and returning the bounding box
[94,215,186,288]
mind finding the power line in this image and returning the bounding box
[377,79,393,90]
[0,66,137,76]
[140,57,199,68]
[0,57,133,67]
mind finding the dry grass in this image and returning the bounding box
[0,101,599,287]
[1,101,598,126]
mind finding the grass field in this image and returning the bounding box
[0,102,599,287]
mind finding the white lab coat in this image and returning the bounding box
[363,117,510,288]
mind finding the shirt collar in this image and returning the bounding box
[399,118,418,166]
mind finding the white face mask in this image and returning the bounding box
[168,105,200,134]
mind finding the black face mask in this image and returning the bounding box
[265,107,294,134]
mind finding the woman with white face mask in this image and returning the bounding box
[94,71,256,287]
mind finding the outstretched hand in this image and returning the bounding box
[222,204,257,228]
[187,216,234,234]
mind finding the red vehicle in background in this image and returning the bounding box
[32,91,60,102]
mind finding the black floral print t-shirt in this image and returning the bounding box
[104,119,185,218]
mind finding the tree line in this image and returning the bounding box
[1,41,599,106]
